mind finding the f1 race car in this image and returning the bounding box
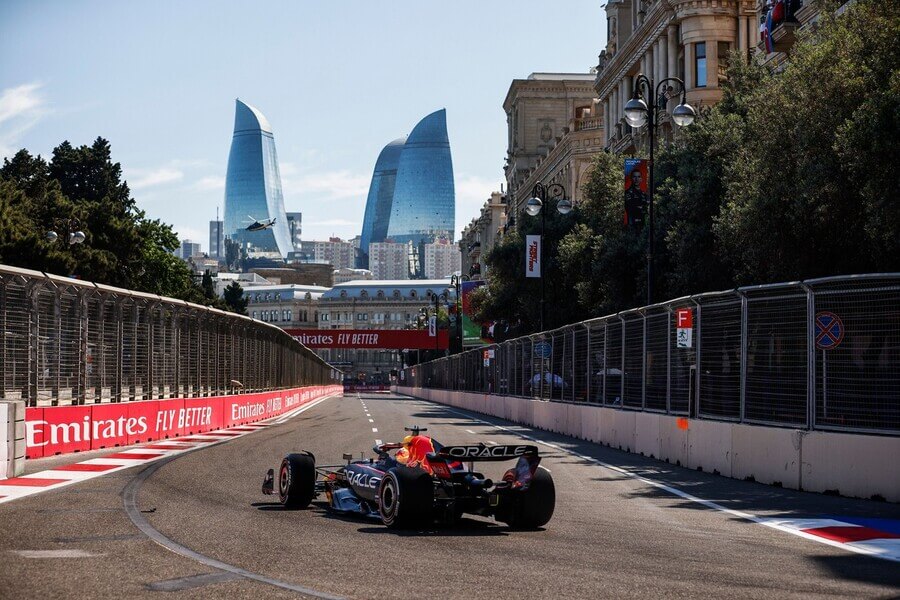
[261,426,555,529]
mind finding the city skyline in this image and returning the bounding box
[0,1,603,251]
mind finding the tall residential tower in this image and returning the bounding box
[223,99,292,258]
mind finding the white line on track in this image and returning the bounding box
[423,400,900,564]
[273,393,342,424]
[368,419,374,423]
[372,428,378,433]
[465,429,476,434]
[375,439,382,446]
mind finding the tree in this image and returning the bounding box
[715,0,900,282]
[201,269,217,301]
[223,280,248,315]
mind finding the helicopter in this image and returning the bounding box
[245,215,276,231]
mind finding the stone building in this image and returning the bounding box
[368,241,410,280]
[460,191,508,281]
[244,284,327,331]
[503,73,600,218]
[596,0,757,153]
[316,280,455,379]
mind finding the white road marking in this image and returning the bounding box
[12,549,102,558]
[434,403,900,564]
[375,439,383,446]
[368,419,374,423]
[273,393,341,424]
[465,429,476,434]
[372,428,378,433]
[487,441,498,446]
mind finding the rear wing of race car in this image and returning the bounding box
[437,443,539,461]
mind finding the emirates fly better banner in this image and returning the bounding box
[525,235,541,278]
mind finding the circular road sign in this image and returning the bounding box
[815,311,845,350]
[534,341,552,359]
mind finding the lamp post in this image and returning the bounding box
[525,183,572,332]
[46,218,86,247]
[450,274,466,353]
[623,74,695,305]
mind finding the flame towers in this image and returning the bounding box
[359,109,455,273]
[223,99,292,258]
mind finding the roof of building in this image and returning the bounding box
[234,98,272,133]
[527,72,596,81]
[321,279,455,300]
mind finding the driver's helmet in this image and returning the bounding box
[395,435,414,464]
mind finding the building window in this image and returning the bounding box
[717,41,731,83]
[252,311,258,319]
[695,42,707,88]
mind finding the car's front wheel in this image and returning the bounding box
[378,467,434,528]
[279,453,316,509]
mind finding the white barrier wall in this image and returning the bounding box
[395,386,900,503]
[1,401,26,479]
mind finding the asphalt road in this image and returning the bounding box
[1,392,899,599]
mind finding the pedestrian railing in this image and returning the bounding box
[403,274,900,435]
[0,264,338,407]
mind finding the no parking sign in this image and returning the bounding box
[815,311,845,350]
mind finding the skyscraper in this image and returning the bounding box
[286,212,302,252]
[223,99,292,258]
[359,136,406,267]
[387,109,455,249]
[208,219,224,259]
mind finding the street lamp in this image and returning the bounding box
[46,219,86,247]
[449,274,467,354]
[526,182,571,332]
[623,74,695,304]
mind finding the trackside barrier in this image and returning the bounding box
[1,401,26,478]
[24,385,342,458]
[394,386,900,502]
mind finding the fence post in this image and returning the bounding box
[0,278,5,401]
[585,324,591,403]
[802,282,815,430]
[27,281,40,408]
[620,317,625,405]
[602,321,608,404]
[641,311,647,410]
[77,288,89,405]
[739,291,748,423]
[666,306,672,414]
[692,298,702,419]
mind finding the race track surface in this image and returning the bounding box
[1,392,898,599]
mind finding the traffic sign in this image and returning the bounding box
[815,311,844,350]
[675,307,693,349]
[535,342,552,359]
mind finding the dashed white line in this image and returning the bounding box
[465,429,476,435]
[368,419,374,423]
[487,441,498,446]
[372,428,378,433]
[375,439,383,446]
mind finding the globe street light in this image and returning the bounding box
[526,182,571,333]
[624,74,695,304]
[46,218,86,248]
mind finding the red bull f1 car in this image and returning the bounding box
[262,426,555,529]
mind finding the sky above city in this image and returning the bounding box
[0,1,605,250]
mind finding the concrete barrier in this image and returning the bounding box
[394,385,900,502]
[1,401,26,479]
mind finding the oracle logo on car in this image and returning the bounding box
[445,445,531,459]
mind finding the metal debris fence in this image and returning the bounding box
[0,265,337,407]
[404,274,900,435]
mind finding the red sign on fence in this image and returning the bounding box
[676,308,693,328]
[285,329,449,349]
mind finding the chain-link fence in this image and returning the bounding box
[0,265,336,407]
[404,274,900,435]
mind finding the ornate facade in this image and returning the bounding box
[596,0,757,153]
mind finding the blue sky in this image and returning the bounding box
[0,1,604,250]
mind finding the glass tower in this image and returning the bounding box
[359,136,406,267]
[386,109,455,248]
[223,99,292,258]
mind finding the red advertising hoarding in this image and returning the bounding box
[24,385,342,458]
[285,329,449,349]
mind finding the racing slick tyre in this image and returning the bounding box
[279,453,316,509]
[378,466,434,529]
[501,466,555,529]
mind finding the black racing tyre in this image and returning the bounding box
[279,453,316,509]
[502,466,555,529]
[378,466,434,529]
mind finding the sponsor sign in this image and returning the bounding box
[24,385,342,458]
[461,280,494,348]
[624,158,649,229]
[675,307,693,349]
[439,444,538,460]
[284,329,448,350]
[525,235,542,278]
[428,315,436,337]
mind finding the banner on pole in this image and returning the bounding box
[624,158,649,229]
[525,235,541,278]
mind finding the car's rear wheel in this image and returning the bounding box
[279,453,316,509]
[378,467,434,528]
[500,466,555,529]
